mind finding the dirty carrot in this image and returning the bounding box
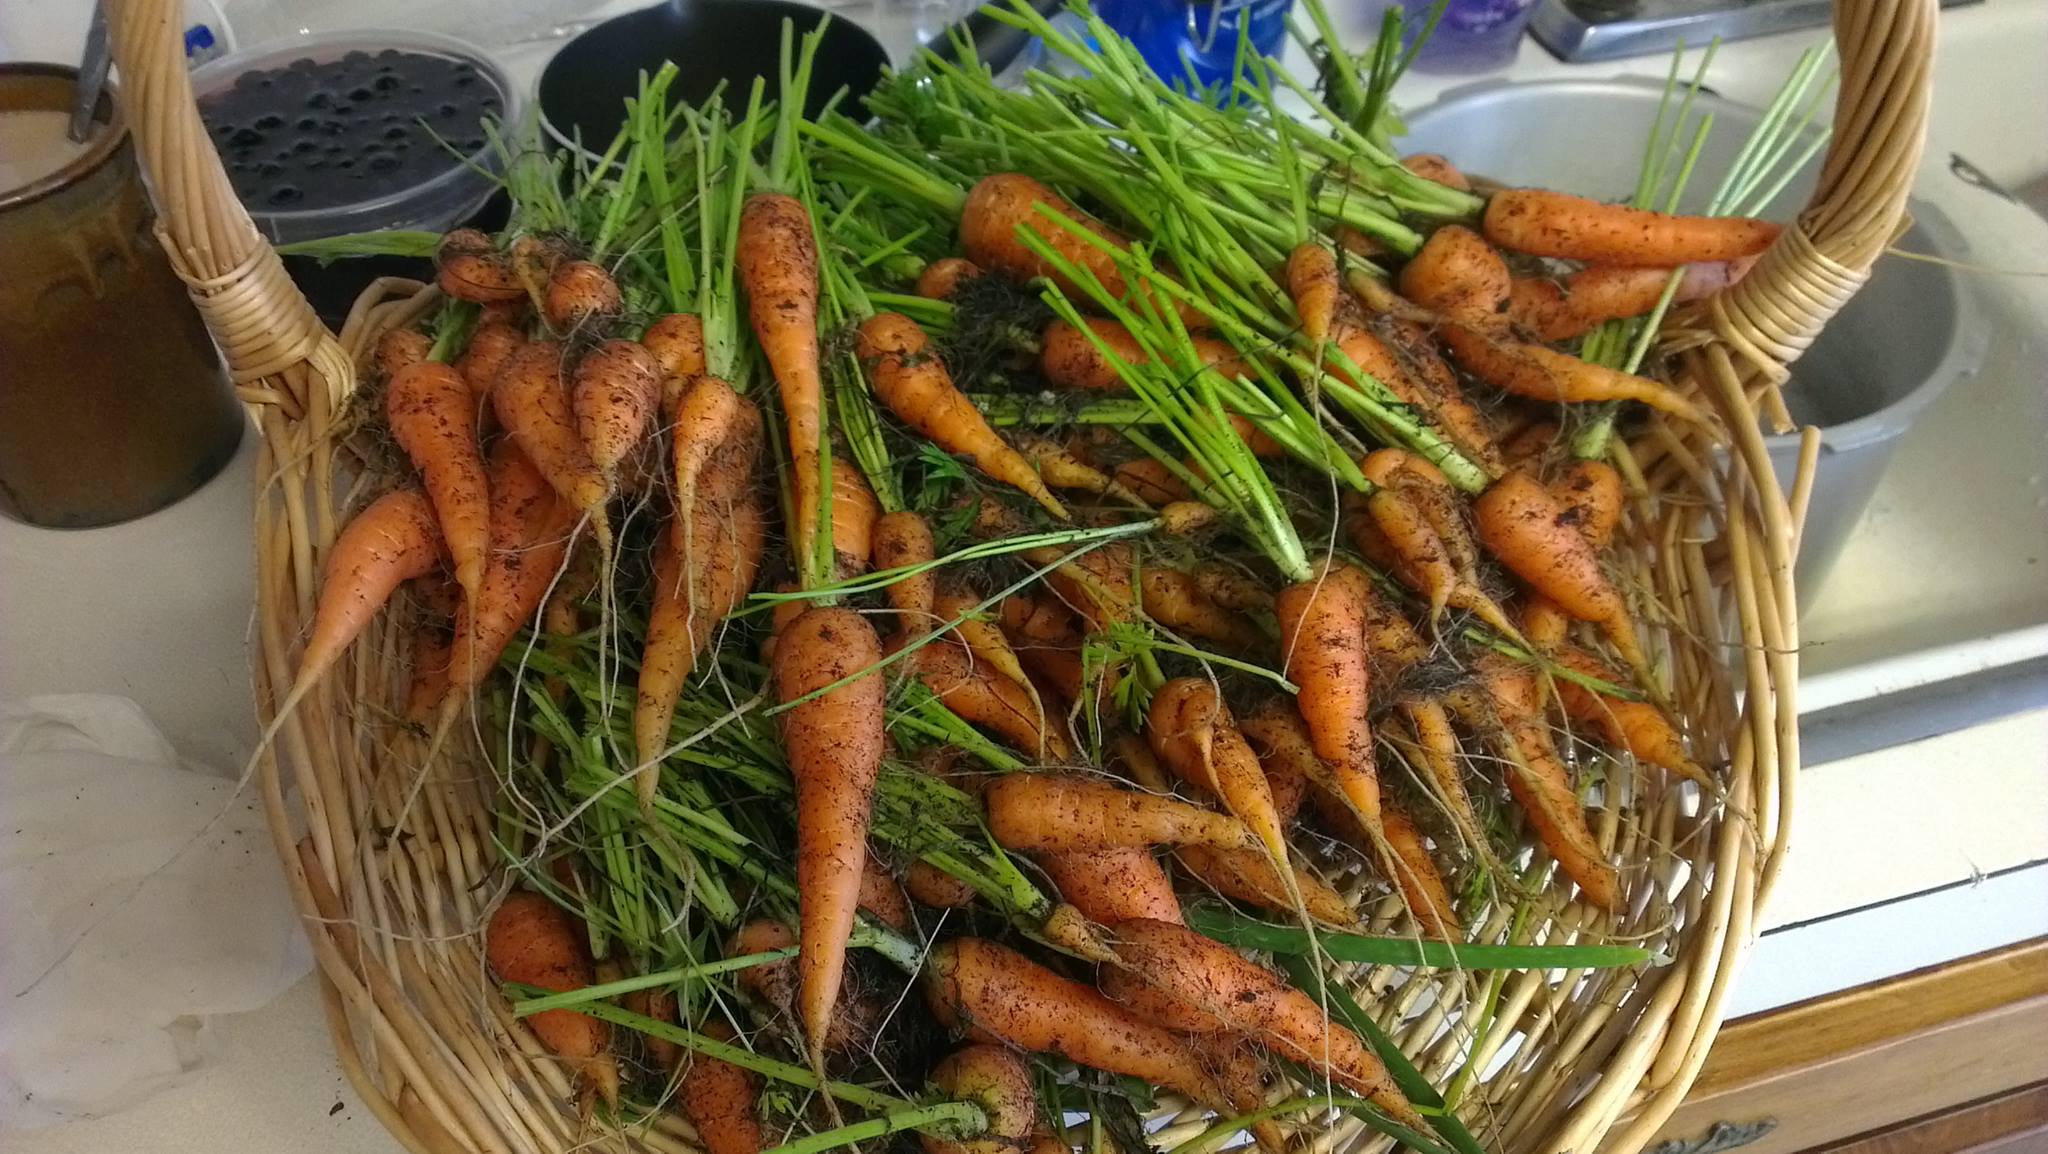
[1398,224,1510,324]
[871,510,937,636]
[571,338,661,487]
[1286,241,1342,345]
[386,362,489,603]
[486,891,620,1111]
[916,257,983,301]
[859,312,1067,518]
[1147,678,1291,868]
[680,1020,766,1154]
[772,605,888,1072]
[298,488,444,687]
[543,259,623,332]
[1483,188,1781,265]
[491,340,609,533]
[1473,469,1650,681]
[1439,323,1709,423]
[737,192,827,578]
[984,774,1260,853]
[435,228,523,303]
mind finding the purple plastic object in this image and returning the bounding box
[1371,0,1540,73]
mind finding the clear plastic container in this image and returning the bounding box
[188,29,514,243]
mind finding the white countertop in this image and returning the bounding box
[4,1,2047,1150]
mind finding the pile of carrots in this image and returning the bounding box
[281,11,1787,1151]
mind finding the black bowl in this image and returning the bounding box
[538,0,892,152]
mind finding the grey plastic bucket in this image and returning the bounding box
[1397,78,1985,604]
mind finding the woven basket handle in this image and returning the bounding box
[106,0,347,398]
[1703,0,1937,375]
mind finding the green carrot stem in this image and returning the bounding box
[759,1101,990,1154]
[1190,907,1656,968]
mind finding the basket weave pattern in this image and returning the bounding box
[105,0,1933,1150]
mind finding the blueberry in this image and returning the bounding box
[333,103,353,115]
[374,73,402,91]
[212,121,235,138]
[254,113,283,129]
[291,56,316,70]
[266,185,304,207]
[453,72,476,88]
[379,124,406,141]
[437,102,459,117]
[349,85,374,102]
[308,89,332,109]
[305,157,326,171]
[337,157,355,169]
[393,140,410,152]
[256,161,283,177]
[293,139,319,154]
[230,126,264,147]
[296,115,321,131]
[343,50,370,67]
[378,48,401,60]
[234,70,265,90]
[368,153,400,173]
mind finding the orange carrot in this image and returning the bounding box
[621,983,681,1074]
[1454,653,1621,910]
[829,457,882,578]
[872,510,937,637]
[984,774,1259,853]
[1503,420,1561,465]
[916,257,983,301]
[1399,224,1511,324]
[1039,316,1247,394]
[1113,457,1192,505]
[934,585,1037,695]
[485,892,619,1110]
[906,860,979,909]
[1192,563,1274,615]
[1178,844,1357,926]
[1041,847,1184,929]
[1483,188,1781,265]
[1147,678,1291,866]
[1272,561,1383,836]
[1548,642,1711,787]
[923,1045,1042,1154]
[386,362,489,602]
[1103,918,1422,1127]
[374,327,431,380]
[1139,566,1263,648]
[404,612,455,724]
[1236,700,1309,826]
[961,174,1170,316]
[543,259,623,332]
[737,193,827,576]
[858,856,914,935]
[1380,809,1460,939]
[1349,306,1507,476]
[1286,242,1341,345]
[859,312,1066,518]
[1554,457,1625,549]
[1506,260,1753,342]
[643,312,708,412]
[435,229,523,303]
[679,1021,765,1154]
[998,595,1104,715]
[634,493,766,795]
[1439,323,1708,422]
[1015,433,1145,504]
[1355,449,1521,639]
[1402,153,1472,192]
[905,638,1071,761]
[1473,469,1648,680]
[299,489,444,686]
[570,338,661,486]
[924,938,1228,1111]
[491,340,608,531]
[726,920,880,1056]
[447,444,575,698]
[456,321,524,400]
[670,374,758,516]
[772,605,888,1071]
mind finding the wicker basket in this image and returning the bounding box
[106,0,1934,1149]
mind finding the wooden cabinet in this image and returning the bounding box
[1636,939,2048,1154]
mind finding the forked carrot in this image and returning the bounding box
[923,1045,1042,1154]
[1147,678,1290,867]
[1451,653,1621,911]
[491,340,608,534]
[1398,224,1510,324]
[1474,469,1650,681]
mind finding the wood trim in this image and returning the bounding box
[1814,1079,2048,1154]
[1635,938,2048,1154]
